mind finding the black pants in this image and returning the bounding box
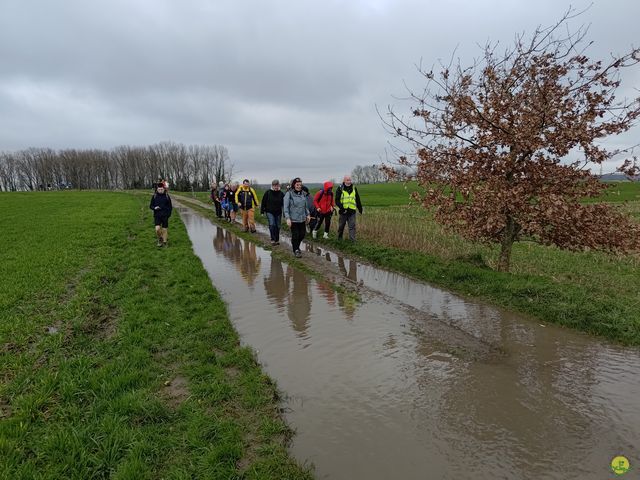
[214,200,222,218]
[314,212,332,233]
[291,222,306,252]
[154,214,169,228]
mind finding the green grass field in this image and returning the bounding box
[0,192,311,479]
[182,180,640,344]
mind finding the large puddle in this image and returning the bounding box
[179,206,640,480]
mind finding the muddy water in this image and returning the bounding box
[179,207,640,480]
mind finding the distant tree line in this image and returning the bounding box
[0,142,234,192]
[349,163,414,184]
[350,164,387,184]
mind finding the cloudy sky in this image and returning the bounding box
[1,0,638,182]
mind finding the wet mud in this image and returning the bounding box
[177,203,640,480]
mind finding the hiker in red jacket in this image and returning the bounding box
[312,181,335,239]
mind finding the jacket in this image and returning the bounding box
[236,186,259,209]
[283,189,310,223]
[223,188,236,204]
[261,189,285,215]
[301,185,316,215]
[335,184,362,214]
[150,192,173,217]
[313,181,335,214]
[227,188,238,205]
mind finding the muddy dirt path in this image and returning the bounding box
[176,200,640,480]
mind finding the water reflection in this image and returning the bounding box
[209,223,361,334]
[239,241,261,286]
[212,227,261,287]
[338,256,358,283]
[285,265,311,337]
[315,281,336,307]
[263,256,287,311]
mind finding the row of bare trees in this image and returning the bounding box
[350,164,387,184]
[0,142,234,192]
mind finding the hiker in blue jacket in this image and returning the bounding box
[283,177,310,257]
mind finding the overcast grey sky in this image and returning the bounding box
[1,0,638,182]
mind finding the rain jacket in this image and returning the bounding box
[236,186,259,210]
[313,181,335,214]
[149,192,173,218]
[283,189,310,223]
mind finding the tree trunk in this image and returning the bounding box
[497,216,518,272]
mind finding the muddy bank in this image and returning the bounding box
[177,202,640,480]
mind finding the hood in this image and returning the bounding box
[323,181,333,191]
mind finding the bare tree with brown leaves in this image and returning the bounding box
[384,9,640,272]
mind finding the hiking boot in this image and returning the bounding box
[244,227,249,232]
[294,250,302,258]
[274,241,280,246]
[312,230,317,239]
[250,229,256,233]
[163,241,168,247]
[156,239,163,247]
[270,240,276,246]
[323,232,329,239]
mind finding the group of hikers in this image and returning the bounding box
[209,176,363,258]
[149,175,363,256]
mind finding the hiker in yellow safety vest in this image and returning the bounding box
[335,175,363,241]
